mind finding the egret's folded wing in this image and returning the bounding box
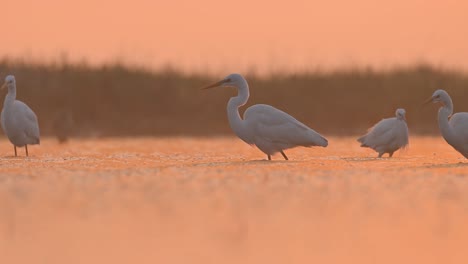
[16,101,40,140]
[245,104,326,147]
[359,118,398,147]
[449,112,468,143]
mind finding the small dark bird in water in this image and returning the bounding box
[52,110,74,144]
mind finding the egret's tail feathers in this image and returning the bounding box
[307,134,328,147]
[299,129,328,148]
[319,136,328,147]
[357,135,369,148]
[357,136,365,143]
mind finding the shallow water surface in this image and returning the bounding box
[0,137,467,263]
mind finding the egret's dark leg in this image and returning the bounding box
[267,155,271,160]
[280,150,289,160]
[25,145,29,157]
[14,146,17,157]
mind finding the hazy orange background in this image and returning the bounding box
[4,0,468,73]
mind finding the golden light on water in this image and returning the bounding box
[1,137,468,264]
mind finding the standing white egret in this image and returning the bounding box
[357,108,409,158]
[425,89,468,158]
[1,75,40,156]
[203,73,328,160]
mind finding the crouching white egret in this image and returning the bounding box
[358,108,409,158]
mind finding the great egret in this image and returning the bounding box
[358,108,409,158]
[203,73,328,160]
[425,89,468,158]
[1,75,40,156]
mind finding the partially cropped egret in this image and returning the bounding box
[1,75,40,156]
[425,89,468,158]
[203,73,328,160]
[358,108,409,158]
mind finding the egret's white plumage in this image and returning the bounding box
[358,108,409,158]
[1,75,40,156]
[426,89,468,158]
[203,73,328,160]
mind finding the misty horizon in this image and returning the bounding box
[4,0,468,74]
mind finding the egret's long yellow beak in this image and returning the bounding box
[1,82,6,90]
[201,79,230,90]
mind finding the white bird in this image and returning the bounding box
[425,89,468,158]
[1,75,40,156]
[357,108,409,158]
[203,73,328,160]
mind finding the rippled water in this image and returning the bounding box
[0,137,467,263]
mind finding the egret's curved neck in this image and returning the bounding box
[4,86,16,107]
[438,100,456,144]
[227,81,250,140]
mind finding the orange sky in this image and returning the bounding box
[4,0,468,73]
